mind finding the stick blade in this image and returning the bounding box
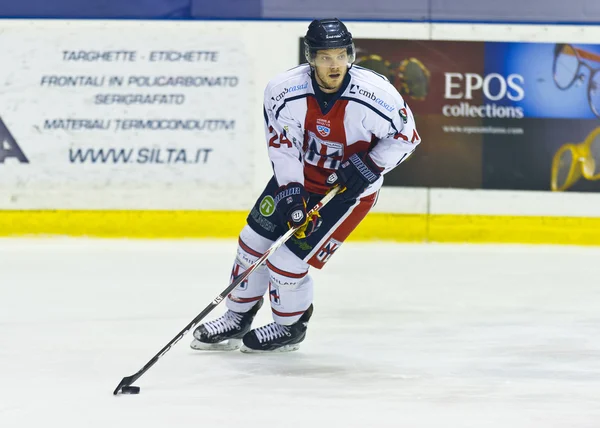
[113,375,136,395]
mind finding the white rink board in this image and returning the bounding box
[2,20,600,216]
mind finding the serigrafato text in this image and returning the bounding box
[94,94,185,105]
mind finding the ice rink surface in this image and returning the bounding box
[1,238,599,428]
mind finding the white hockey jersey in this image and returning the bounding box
[263,63,421,195]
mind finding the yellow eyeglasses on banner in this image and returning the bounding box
[551,127,600,191]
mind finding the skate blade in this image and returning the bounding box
[239,343,301,354]
[190,338,241,351]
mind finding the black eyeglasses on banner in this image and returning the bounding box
[553,43,600,119]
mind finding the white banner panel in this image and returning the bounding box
[0,21,252,191]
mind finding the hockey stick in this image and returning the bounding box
[113,185,340,395]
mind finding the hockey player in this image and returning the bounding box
[190,18,421,353]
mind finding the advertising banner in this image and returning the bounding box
[308,39,600,193]
[0,22,252,191]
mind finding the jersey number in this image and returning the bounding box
[268,126,292,148]
[394,129,420,144]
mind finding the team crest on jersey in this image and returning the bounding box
[316,118,331,137]
[317,125,330,137]
[316,238,342,264]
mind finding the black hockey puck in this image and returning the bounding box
[121,386,141,394]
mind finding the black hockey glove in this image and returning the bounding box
[274,182,322,239]
[334,153,382,202]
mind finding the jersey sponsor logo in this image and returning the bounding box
[305,131,344,170]
[316,238,342,264]
[349,84,395,112]
[259,195,275,217]
[0,117,29,164]
[250,207,277,232]
[272,82,309,102]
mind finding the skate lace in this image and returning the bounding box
[254,323,291,344]
[204,311,244,335]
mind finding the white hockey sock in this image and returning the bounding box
[226,226,273,313]
[266,245,313,325]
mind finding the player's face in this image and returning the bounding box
[314,48,349,93]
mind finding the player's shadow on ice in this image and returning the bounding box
[188,349,416,383]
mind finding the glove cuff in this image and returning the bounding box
[274,182,307,207]
[348,153,380,184]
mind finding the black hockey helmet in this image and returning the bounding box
[304,18,355,65]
